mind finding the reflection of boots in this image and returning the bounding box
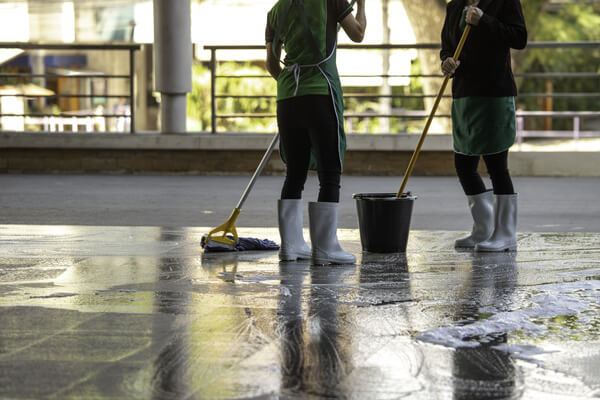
[455,190,494,248]
[278,199,311,261]
[308,202,356,265]
[476,194,518,252]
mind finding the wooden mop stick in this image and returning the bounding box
[396,25,472,198]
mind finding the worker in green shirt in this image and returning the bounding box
[441,0,527,252]
[265,0,366,264]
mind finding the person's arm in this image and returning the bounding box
[264,12,282,80]
[440,4,454,62]
[340,0,366,43]
[266,42,282,80]
[440,4,460,76]
[471,0,527,50]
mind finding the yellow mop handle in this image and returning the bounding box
[204,134,279,248]
[397,25,471,198]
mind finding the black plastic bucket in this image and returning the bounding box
[353,193,416,253]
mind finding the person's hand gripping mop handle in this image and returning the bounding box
[397,25,471,198]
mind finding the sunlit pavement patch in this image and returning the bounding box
[0,225,599,399]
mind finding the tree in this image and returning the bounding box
[380,0,392,133]
[512,0,552,75]
[400,0,449,132]
[518,2,600,129]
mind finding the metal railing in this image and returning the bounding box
[0,42,140,133]
[205,42,600,142]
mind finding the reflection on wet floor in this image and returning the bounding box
[1,225,599,399]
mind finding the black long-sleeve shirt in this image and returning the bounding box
[441,0,527,98]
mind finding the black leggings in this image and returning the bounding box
[454,151,515,195]
[277,95,341,202]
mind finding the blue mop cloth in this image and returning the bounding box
[201,234,280,252]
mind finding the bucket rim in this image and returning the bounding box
[352,192,417,200]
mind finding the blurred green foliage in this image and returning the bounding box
[188,59,426,134]
[517,3,600,130]
[187,62,277,132]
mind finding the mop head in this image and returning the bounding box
[201,234,279,253]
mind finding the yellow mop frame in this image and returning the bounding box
[205,133,280,248]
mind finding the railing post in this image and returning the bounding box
[574,116,580,142]
[129,48,136,134]
[517,115,524,150]
[210,48,217,134]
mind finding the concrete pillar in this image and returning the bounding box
[153,0,192,133]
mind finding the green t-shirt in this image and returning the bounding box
[265,0,353,101]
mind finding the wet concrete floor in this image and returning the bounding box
[1,225,599,399]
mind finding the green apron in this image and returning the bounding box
[272,0,353,170]
[452,7,516,155]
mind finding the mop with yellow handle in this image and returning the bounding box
[397,25,471,198]
[202,134,280,252]
[203,0,361,252]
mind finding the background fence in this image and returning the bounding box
[0,41,598,141]
[205,42,600,144]
[0,42,139,133]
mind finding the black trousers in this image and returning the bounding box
[454,150,515,196]
[277,95,342,203]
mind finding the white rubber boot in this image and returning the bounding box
[475,194,518,252]
[455,190,494,248]
[278,199,312,261]
[308,202,356,265]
